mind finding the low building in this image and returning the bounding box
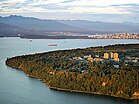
[88,57,94,62]
[102,82,107,87]
[132,59,138,63]
[73,57,83,60]
[83,55,94,62]
[95,55,99,58]
[114,65,120,68]
[93,58,103,62]
[124,59,132,63]
[84,55,92,59]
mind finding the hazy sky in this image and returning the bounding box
[0,0,139,22]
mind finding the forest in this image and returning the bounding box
[6,44,139,99]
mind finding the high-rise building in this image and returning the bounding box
[114,53,118,59]
[104,53,109,59]
[110,52,114,58]
[113,53,119,61]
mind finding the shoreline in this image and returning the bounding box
[26,73,138,100]
[5,44,139,100]
[0,36,138,40]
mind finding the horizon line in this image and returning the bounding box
[1,15,138,24]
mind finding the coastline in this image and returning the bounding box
[21,70,139,100]
[0,36,138,40]
[5,44,139,100]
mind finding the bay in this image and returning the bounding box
[0,37,139,104]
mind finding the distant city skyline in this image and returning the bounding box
[0,0,139,23]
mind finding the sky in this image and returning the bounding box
[0,0,139,23]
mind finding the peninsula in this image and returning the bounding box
[6,44,139,99]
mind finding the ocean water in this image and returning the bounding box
[0,37,139,104]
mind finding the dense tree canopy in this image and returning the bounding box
[6,44,139,99]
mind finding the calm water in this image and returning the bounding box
[0,37,139,104]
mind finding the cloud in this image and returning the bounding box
[0,0,139,22]
[1,0,138,14]
[110,3,139,7]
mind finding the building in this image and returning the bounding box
[95,55,99,58]
[114,65,120,68]
[113,53,119,61]
[113,53,118,59]
[104,53,109,59]
[88,57,94,62]
[93,58,103,62]
[110,52,114,58]
[84,55,93,62]
[103,52,120,61]
[73,57,83,60]
[102,82,107,86]
[84,55,92,59]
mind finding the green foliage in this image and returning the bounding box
[5,44,139,99]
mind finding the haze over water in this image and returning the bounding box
[0,37,139,104]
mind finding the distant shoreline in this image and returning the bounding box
[0,36,138,40]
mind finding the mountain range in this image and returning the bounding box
[0,15,139,37]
